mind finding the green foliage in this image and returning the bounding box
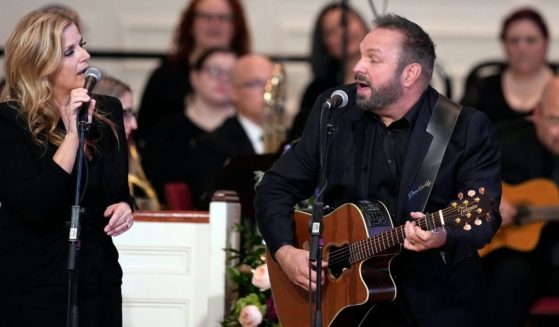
[222,224,279,327]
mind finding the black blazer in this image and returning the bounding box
[255,84,502,326]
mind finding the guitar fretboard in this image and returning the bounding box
[520,205,559,222]
[347,204,480,264]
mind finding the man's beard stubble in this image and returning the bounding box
[355,73,403,112]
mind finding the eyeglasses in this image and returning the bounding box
[237,79,268,89]
[201,65,232,80]
[194,12,234,24]
[542,115,559,126]
[123,108,136,119]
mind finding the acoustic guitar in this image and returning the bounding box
[267,189,493,327]
[478,178,559,257]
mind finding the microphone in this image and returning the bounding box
[322,90,349,110]
[78,67,102,124]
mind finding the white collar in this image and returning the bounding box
[238,115,264,154]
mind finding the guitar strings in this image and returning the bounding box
[325,207,482,267]
[327,209,480,267]
[326,210,462,267]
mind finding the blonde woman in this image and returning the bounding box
[0,10,132,326]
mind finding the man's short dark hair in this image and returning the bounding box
[373,14,436,85]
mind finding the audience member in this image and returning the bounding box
[142,48,237,204]
[189,53,275,211]
[461,7,554,128]
[462,7,558,326]
[288,2,368,142]
[94,75,160,210]
[137,0,250,150]
[0,10,132,326]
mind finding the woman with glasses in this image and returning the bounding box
[94,75,160,211]
[142,48,237,206]
[137,0,250,152]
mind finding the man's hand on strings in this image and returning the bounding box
[403,212,447,251]
[275,245,328,292]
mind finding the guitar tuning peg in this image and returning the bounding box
[479,187,485,195]
[474,218,482,226]
[463,223,472,231]
[457,192,464,200]
[486,212,492,222]
[467,190,476,197]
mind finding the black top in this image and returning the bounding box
[461,73,553,184]
[288,78,337,142]
[141,112,206,203]
[358,96,421,217]
[137,58,190,149]
[188,116,256,209]
[256,84,502,326]
[461,72,533,124]
[0,96,131,326]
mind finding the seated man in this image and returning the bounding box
[189,54,276,214]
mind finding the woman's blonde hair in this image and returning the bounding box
[3,9,116,151]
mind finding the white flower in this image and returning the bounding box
[251,263,271,291]
[238,304,263,327]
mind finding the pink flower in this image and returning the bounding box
[238,304,263,327]
[251,263,271,291]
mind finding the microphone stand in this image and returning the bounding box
[308,102,336,327]
[66,118,89,327]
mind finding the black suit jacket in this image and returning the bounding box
[255,84,502,326]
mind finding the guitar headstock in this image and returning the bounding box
[447,187,494,231]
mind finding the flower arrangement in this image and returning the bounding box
[222,224,280,327]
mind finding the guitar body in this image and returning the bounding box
[266,189,492,325]
[479,178,559,256]
[267,202,399,327]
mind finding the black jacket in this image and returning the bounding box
[255,84,502,326]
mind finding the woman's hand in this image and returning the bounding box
[62,87,95,135]
[103,202,133,236]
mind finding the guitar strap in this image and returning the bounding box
[402,94,462,215]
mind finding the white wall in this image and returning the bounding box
[2,0,559,114]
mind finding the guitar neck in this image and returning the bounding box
[520,205,559,223]
[348,206,479,264]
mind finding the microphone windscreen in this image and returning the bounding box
[85,67,102,82]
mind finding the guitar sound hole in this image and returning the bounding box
[327,244,350,279]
